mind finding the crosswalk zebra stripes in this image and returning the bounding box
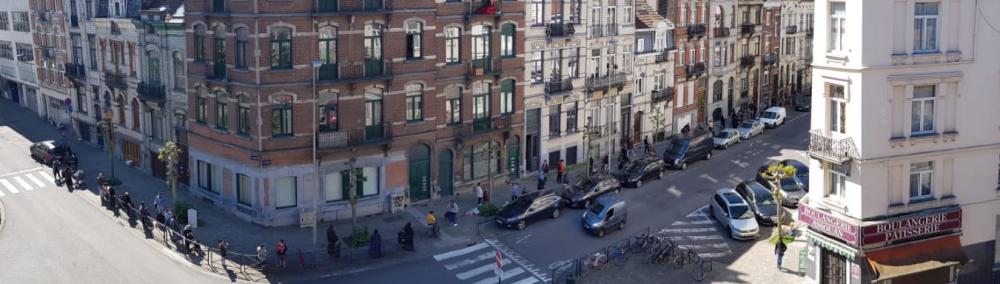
[653,205,734,259]
[0,168,59,196]
[433,240,544,284]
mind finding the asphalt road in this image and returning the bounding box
[314,110,812,284]
[0,107,226,283]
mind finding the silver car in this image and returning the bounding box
[710,188,760,240]
[712,129,740,149]
[736,120,765,140]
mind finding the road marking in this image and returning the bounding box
[667,235,724,241]
[671,220,715,226]
[658,227,720,233]
[697,252,730,259]
[471,267,526,284]
[686,205,709,217]
[434,243,490,261]
[444,252,495,270]
[456,259,511,280]
[0,167,47,179]
[484,238,550,282]
[24,173,45,187]
[676,243,731,250]
[37,172,55,184]
[0,179,18,194]
[12,176,33,191]
[514,234,532,244]
[509,277,540,284]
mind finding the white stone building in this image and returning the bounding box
[633,0,675,143]
[778,0,813,106]
[0,5,40,114]
[706,0,737,128]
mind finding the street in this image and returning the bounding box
[305,110,812,284]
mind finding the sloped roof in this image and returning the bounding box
[635,1,673,29]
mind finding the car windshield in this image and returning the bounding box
[626,163,645,174]
[762,112,778,119]
[667,140,688,156]
[714,131,731,139]
[574,179,598,190]
[508,197,533,211]
[752,187,775,206]
[780,178,802,191]
[730,205,754,219]
[739,122,754,129]
[589,202,606,215]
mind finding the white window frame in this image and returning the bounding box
[829,2,846,52]
[828,166,847,198]
[911,85,936,135]
[275,176,298,209]
[829,84,846,134]
[237,173,252,206]
[909,161,933,201]
[913,2,939,53]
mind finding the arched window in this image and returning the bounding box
[270,95,293,137]
[237,95,251,135]
[405,84,423,121]
[318,90,338,132]
[270,27,292,69]
[318,26,338,80]
[471,25,491,62]
[172,51,184,90]
[131,98,141,131]
[713,80,723,102]
[363,23,383,76]
[146,50,160,84]
[193,24,206,62]
[500,23,515,57]
[715,6,724,27]
[116,95,125,125]
[215,91,228,130]
[405,21,422,59]
[235,27,248,69]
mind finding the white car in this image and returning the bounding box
[736,120,765,139]
[758,107,787,128]
[713,129,740,149]
[710,188,760,240]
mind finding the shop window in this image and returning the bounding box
[275,176,297,209]
[237,173,251,206]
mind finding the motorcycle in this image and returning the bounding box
[73,170,87,190]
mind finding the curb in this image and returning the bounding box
[0,197,6,233]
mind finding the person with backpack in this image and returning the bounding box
[276,240,288,269]
[218,240,229,267]
[256,243,269,270]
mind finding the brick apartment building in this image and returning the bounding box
[659,0,708,134]
[185,0,524,226]
[30,0,72,126]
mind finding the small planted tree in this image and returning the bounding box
[157,141,182,207]
[650,104,669,142]
[761,163,797,244]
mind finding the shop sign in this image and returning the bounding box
[799,204,859,245]
[860,208,961,245]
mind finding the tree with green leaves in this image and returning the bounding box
[761,163,797,244]
[157,141,181,207]
[650,103,670,142]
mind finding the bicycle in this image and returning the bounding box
[691,259,713,282]
[608,245,628,267]
[583,252,608,271]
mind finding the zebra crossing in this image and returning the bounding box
[0,168,58,197]
[432,240,547,284]
[654,205,734,259]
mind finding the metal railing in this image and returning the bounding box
[686,63,705,78]
[585,72,629,91]
[808,129,859,164]
[470,57,501,76]
[740,24,755,36]
[550,228,651,284]
[655,50,670,63]
[137,82,166,104]
[104,72,128,90]
[545,23,576,37]
[763,53,777,65]
[740,55,755,68]
[64,63,86,81]
[712,27,730,38]
[317,124,392,150]
[785,25,798,34]
[686,24,706,38]
[544,78,574,95]
[651,87,674,104]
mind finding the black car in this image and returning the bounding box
[794,98,811,112]
[560,175,620,208]
[663,130,714,170]
[496,190,563,230]
[29,140,69,165]
[756,173,807,208]
[781,159,809,191]
[735,181,785,226]
[614,158,666,188]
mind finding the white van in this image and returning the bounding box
[758,107,786,128]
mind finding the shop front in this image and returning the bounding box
[800,204,967,284]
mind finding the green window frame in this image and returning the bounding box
[270,27,293,69]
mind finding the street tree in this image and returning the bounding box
[650,104,669,142]
[157,141,181,207]
[761,163,797,244]
[96,111,118,184]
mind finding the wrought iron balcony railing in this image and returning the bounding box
[740,55,756,68]
[317,124,392,149]
[808,129,859,164]
[585,72,629,91]
[785,25,798,35]
[137,82,166,104]
[64,63,86,81]
[545,23,576,37]
[104,71,128,90]
[713,27,730,37]
[687,24,706,38]
[651,87,674,104]
[544,78,574,95]
[763,53,777,65]
[686,63,705,78]
[740,24,755,36]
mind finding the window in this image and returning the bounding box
[319,90,338,132]
[531,0,543,25]
[150,110,164,141]
[471,25,491,61]
[500,80,514,115]
[473,83,490,120]
[197,160,214,192]
[828,164,847,198]
[445,27,461,64]
[11,12,28,32]
[271,27,293,69]
[216,101,228,130]
[364,24,384,76]
[15,43,33,62]
[565,102,578,132]
[88,35,98,69]
[318,26,337,79]
[530,51,543,83]
[271,96,293,137]
[549,105,561,136]
[406,22,422,59]
[500,24,515,57]
[829,84,846,133]
[238,105,249,135]
[405,84,423,121]
[71,34,83,65]
[995,216,1000,268]
[235,28,248,68]
[464,142,500,179]
[236,173,251,206]
[446,97,461,125]
[146,50,160,84]
[274,176,297,209]
[213,27,226,78]
[172,52,184,89]
[0,12,7,30]
[194,25,206,62]
[365,87,383,128]
[196,97,207,123]
[829,2,846,52]
[324,171,344,202]
[911,85,935,135]
[0,41,11,60]
[909,161,933,200]
[913,2,939,53]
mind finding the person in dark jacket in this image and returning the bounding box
[63,167,74,191]
[775,241,788,269]
[121,192,133,213]
[369,230,383,258]
[326,225,341,257]
[401,222,415,251]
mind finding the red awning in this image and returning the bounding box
[866,236,968,281]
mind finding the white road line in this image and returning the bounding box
[24,173,45,187]
[0,167,47,179]
[444,252,494,270]
[671,220,716,226]
[509,277,540,284]
[37,172,55,184]
[0,179,18,194]
[434,243,490,261]
[676,243,732,250]
[667,235,724,241]
[12,176,33,191]
[658,227,720,233]
[456,259,511,280]
[471,268,527,284]
[697,252,730,259]
[686,205,709,218]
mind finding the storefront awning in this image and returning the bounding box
[866,235,968,281]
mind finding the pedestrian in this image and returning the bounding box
[618,150,628,170]
[121,192,133,213]
[602,155,610,173]
[509,182,522,201]
[369,230,383,258]
[537,174,546,191]
[775,240,787,269]
[256,243,269,270]
[541,160,550,177]
[474,183,484,206]
[139,202,150,228]
[52,159,62,180]
[557,159,565,183]
[63,167,74,191]
[70,153,78,169]
[327,225,341,257]
[155,210,166,229]
[276,240,288,269]
[446,200,459,226]
[164,209,174,226]
[153,193,164,212]
[218,240,228,267]
[401,222,414,251]
[426,211,439,238]
[107,186,117,208]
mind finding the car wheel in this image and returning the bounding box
[635,180,642,188]
[551,208,561,219]
[657,171,663,179]
[680,162,688,170]
[705,152,712,160]
[723,143,728,150]
[618,221,626,231]
[516,220,527,230]
[597,229,605,238]
[583,199,591,209]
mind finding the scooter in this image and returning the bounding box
[73,170,87,190]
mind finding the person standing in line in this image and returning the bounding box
[256,243,269,270]
[557,159,565,183]
[474,183,484,205]
[775,241,787,269]
[446,200,459,226]
[153,193,164,212]
[218,240,229,267]
[509,182,522,201]
[276,240,288,269]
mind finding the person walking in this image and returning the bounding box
[426,211,439,238]
[139,202,150,229]
[541,160,550,179]
[401,223,414,251]
[63,167,74,191]
[326,225,341,257]
[509,182,522,201]
[602,155,610,174]
[557,160,565,184]
[474,183,484,206]
[121,192,133,214]
[276,240,288,269]
[153,193,164,212]
[446,200,459,226]
[256,243,269,270]
[52,159,62,180]
[369,230,383,258]
[217,240,229,267]
[775,241,787,269]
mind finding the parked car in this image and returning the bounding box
[794,100,811,112]
[582,193,627,237]
[560,175,620,208]
[736,120,765,140]
[496,190,563,230]
[713,128,740,149]
[756,171,807,208]
[758,106,787,128]
[663,130,714,170]
[781,159,810,191]
[735,181,785,226]
[614,158,666,188]
[29,140,68,165]
[709,188,760,240]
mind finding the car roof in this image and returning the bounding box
[719,128,737,133]
[765,106,785,112]
[595,193,625,204]
[740,181,771,196]
[715,188,747,206]
[781,160,808,169]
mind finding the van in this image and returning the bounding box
[582,193,627,237]
[758,107,787,128]
[662,130,714,170]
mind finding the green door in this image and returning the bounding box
[507,137,520,179]
[438,150,454,196]
[408,145,431,201]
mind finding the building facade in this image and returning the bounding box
[758,0,780,109]
[31,0,72,126]
[777,0,812,106]
[734,0,763,119]
[804,0,1000,283]
[633,0,675,143]
[186,0,525,226]
[0,3,41,113]
[584,0,635,167]
[706,0,737,128]
[662,0,708,135]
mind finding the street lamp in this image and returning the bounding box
[311,59,322,245]
[97,110,118,183]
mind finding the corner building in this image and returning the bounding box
[186,0,524,226]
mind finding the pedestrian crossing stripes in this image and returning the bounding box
[432,240,543,284]
[0,169,59,197]
[653,206,734,260]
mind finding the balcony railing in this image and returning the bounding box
[364,59,387,77]
[37,13,48,23]
[686,63,705,78]
[655,50,670,63]
[805,28,813,37]
[470,58,501,76]
[585,72,629,91]
[763,53,777,65]
[589,25,606,38]
[544,78,574,94]
[606,25,619,36]
[545,23,575,37]
[460,116,512,138]
[137,82,166,104]
[740,55,755,68]
[317,124,392,150]
[785,25,798,35]
[808,129,859,164]
[318,63,338,80]
[64,63,86,81]
[104,72,128,90]
[687,24,706,38]
[713,27,730,37]
[651,87,674,104]
[740,24,755,36]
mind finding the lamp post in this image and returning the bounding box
[311,59,322,245]
[97,110,117,182]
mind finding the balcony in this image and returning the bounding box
[589,25,606,38]
[605,25,619,36]
[686,63,705,78]
[104,72,128,90]
[320,0,391,13]
[808,130,859,164]
[37,13,48,23]
[70,15,79,28]
[318,63,338,80]
[137,82,166,105]
[740,55,755,68]
[40,47,55,59]
[64,63,86,82]
[364,59,388,78]
[651,87,674,104]
[545,23,576,37]
[785,25,798,35]
[317,124,392,150]
[740,24,755,37]
[686,24,706,39]
[585,72,629,91]
[805,28,813,37]
[763,53,777,65]
[459,116,512,139]
[713,27,730,38]
[469,58,501,76]
[655,50,670,63]
[544,78,574,95]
